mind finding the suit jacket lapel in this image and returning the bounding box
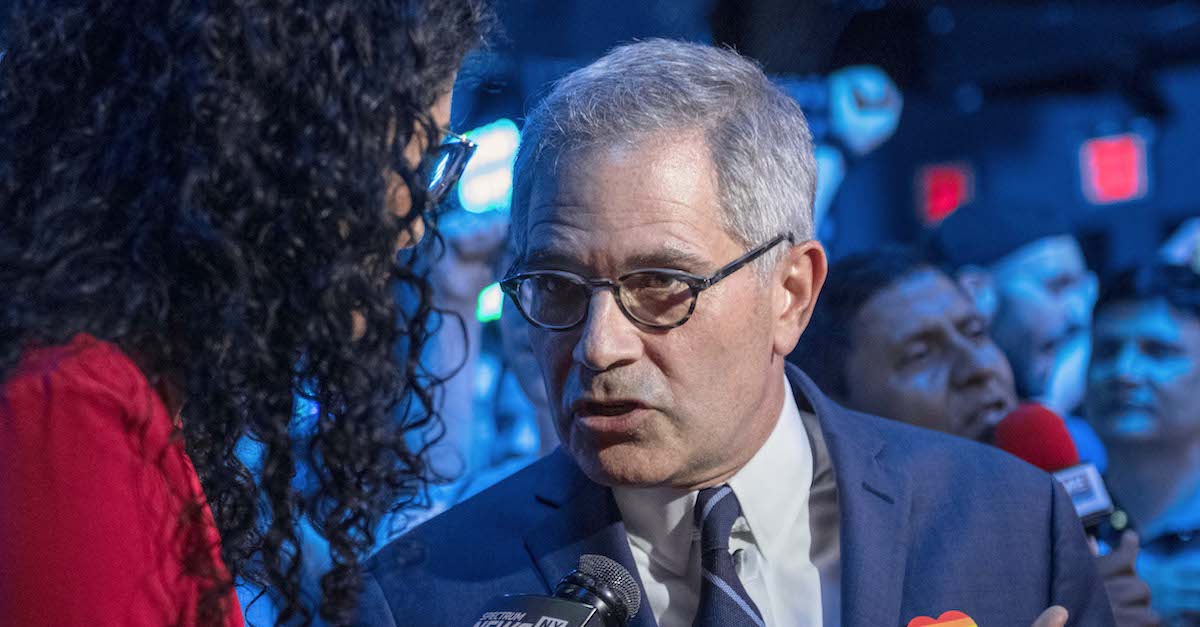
[524,450,660,627]
[788,365,912,627]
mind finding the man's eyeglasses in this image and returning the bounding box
[500,233,795,331]
[417,129,476,208]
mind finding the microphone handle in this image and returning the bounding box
[1088,489,1137,551]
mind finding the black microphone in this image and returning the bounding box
[469,554,642,627]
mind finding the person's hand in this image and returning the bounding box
[827,65,902,156]
[430,216,508,313]
[1094,531,1160,626]
[1032,606,1068,627]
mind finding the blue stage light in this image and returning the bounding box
[458,119,521,214]
[476,282,504,323]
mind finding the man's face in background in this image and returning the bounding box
[987,235,1098,413]
[1086,298,1200,444]
[842,268,1018,441]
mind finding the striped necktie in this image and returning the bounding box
[692,485,765,627]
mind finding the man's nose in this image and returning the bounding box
[1110,342,1147,384]
[571,289,644,372]
[953,338,1008,389]
[1062,271,1099,329]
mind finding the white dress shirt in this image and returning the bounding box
[612,374,842,627]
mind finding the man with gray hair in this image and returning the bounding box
[357,39,1113,627]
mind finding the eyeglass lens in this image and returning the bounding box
[426,145,462,205]
[517,272,695,328]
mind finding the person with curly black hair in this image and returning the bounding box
[0,1,489,625]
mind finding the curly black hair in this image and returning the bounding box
[0,0,489,624]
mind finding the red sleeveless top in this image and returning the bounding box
[0,334,243,625]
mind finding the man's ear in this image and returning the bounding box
[773,240,828,357]
[956,265,998,321]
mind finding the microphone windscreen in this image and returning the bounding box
[578,554,641,620]
[993,403,1080,472]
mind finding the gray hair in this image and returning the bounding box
[509,38,817,272]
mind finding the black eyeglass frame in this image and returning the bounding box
[411,129,477,209]
[500,232,796,331]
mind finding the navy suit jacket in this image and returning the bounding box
[356,365,1114,626]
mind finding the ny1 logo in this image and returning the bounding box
[533,618,569,627]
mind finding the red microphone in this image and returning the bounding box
[994,403,1114,530]
[993,403,1080,472]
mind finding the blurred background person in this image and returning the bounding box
[420,219,510,509]
[929,204,1107,469]
[446,236,562,500]
[1087,264,1200,626]
[793,246,1159,626]
[792,247,1017,441]
[0,1,490,624]
[404,218,560,516]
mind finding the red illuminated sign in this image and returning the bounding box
[1080,134,1148,205]
[917,162,974,225]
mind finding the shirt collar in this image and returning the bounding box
[727,372,813,560]
[612,371,814,574]
[611,484,695,576]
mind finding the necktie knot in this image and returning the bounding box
[694,485,743,553]
[691,485,764,627]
